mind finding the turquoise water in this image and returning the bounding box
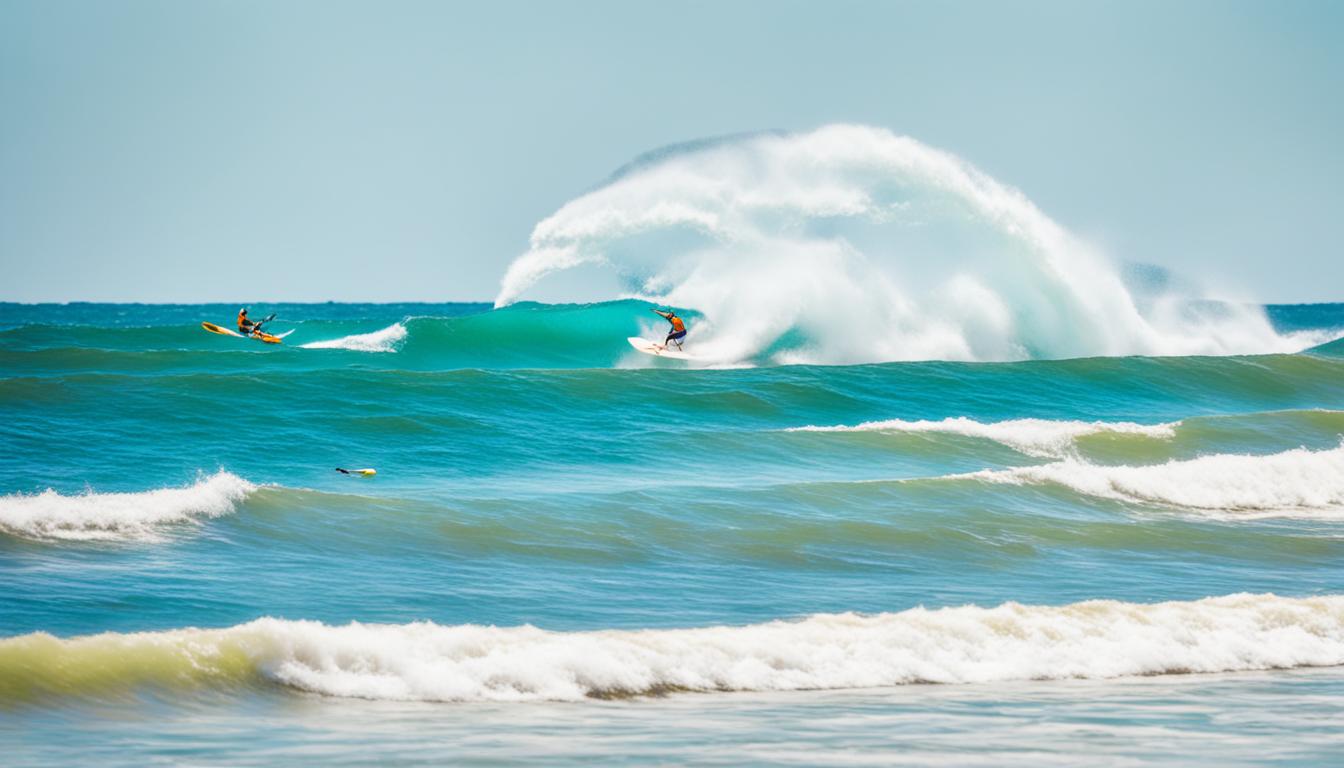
[3,301,1344,765]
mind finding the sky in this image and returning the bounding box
[1,0,1340,304]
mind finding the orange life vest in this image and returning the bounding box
[670,315,685,332]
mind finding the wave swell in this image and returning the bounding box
[2,594,1340,704]
[0,471,255,542]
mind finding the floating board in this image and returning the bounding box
[336,467,377,476]
[627,336,695,360]
[201,321,242,338]
[202,321,285,344]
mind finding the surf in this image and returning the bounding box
[3,301,1341,373]
[964,443,1344,518]
[787,417,1179,459]
[0,471,256,542]
[493,125,1329,366]
[299,322,408,352]
[3,593,1341,705]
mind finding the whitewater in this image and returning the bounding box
[787,416,1180,458]
[5,594,1341,704]
[0,471,255,542]
[494,126,1325,365]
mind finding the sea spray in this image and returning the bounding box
[496,125,1306,365]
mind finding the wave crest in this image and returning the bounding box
[3,594,1341,703]
[0,471,256,542]
[969,444,1344,516]
[299,322,407,352]
[789,417,1177,458]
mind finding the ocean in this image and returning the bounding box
[5,126,1344,765]
[2,299,1343,766]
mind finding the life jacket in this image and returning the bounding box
[238,311,250,332]
[670,315,685,332]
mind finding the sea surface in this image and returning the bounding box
[2,300,1343,765]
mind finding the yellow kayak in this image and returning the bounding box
[202,321,285,344]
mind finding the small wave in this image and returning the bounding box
[788,417,1177,458]
[0,471,256,542]
[300,322,407,352]
[968,444,1344,517]
[2,594,1341,704]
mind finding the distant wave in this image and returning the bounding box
[493,125,1318,366]
[789,417,1177,458]
[2,594,1340,704]
[0,471,255,542]
[300,322,407,352]
[967,444,1344,517]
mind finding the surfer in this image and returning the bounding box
[237,308,265,337]
[653,309,687,350]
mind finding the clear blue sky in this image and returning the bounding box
[2,0,1340,303]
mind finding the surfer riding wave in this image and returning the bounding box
[653,309,686,350]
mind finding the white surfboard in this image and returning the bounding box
[627,336,695,360]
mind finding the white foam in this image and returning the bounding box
[789,417,1177,458]
[300,322,407,352]
[0,471,256,542]
[969,444,1344,517]
[8,594,1342,702]
[494,125,1307,365]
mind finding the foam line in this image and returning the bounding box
[2,594,1341,703]
[968,444,1344,516]
[788,417,1177,458]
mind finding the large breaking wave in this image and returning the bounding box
[494,125,1321,365]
